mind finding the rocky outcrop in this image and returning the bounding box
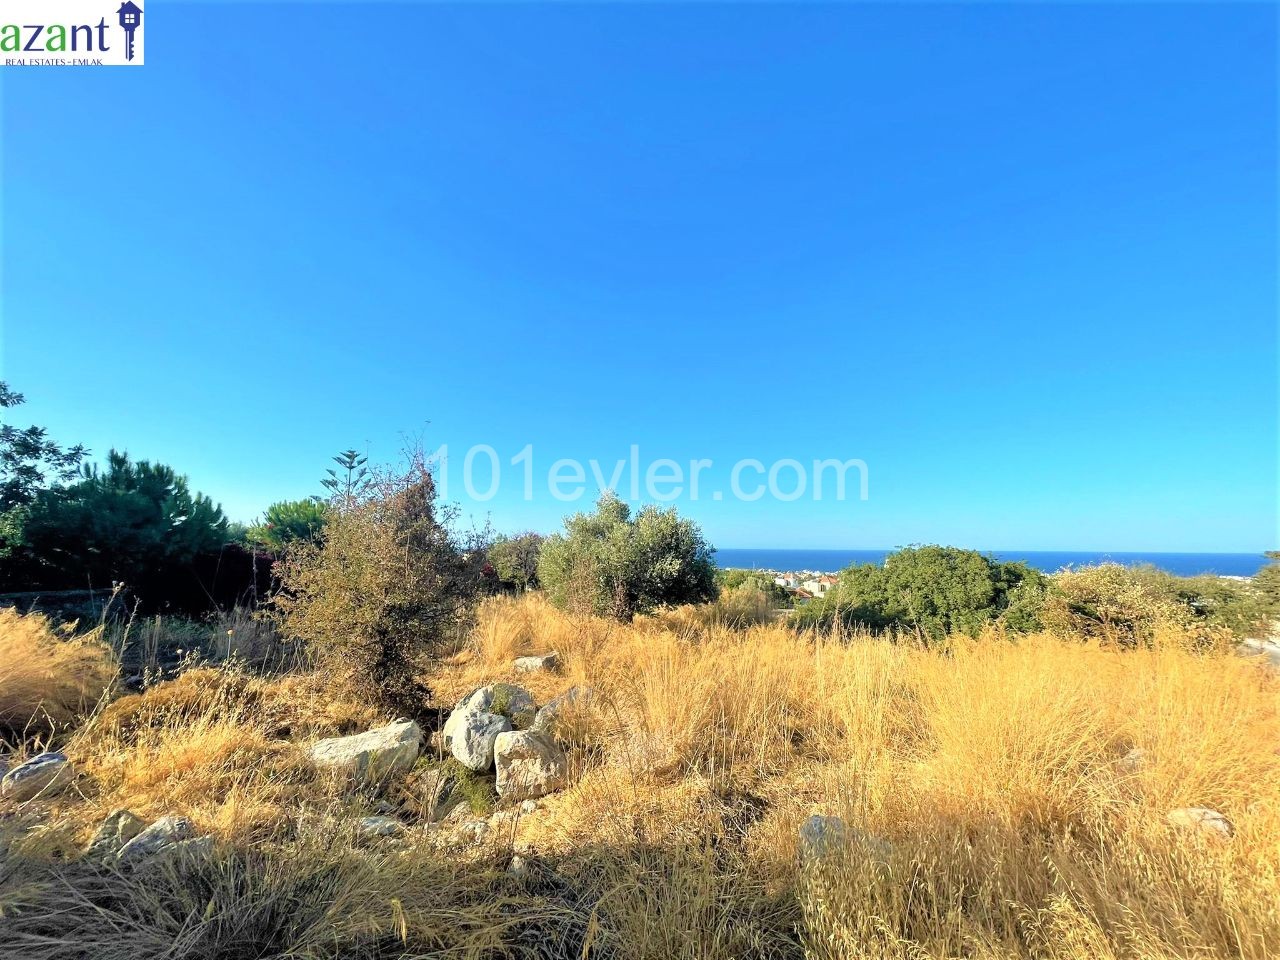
[309,719,422,782]
[117,815,198,865]
[494,730,568,802]
[1167,807,1233,839]
[86,809,146,859]
[356,815,405,839]
[1,752,73,802]
[513,652,560,673]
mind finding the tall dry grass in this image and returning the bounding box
[0,607,116,745]
[452,594,1280,960]
[2,592,1278,960]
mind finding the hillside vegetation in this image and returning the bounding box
[2,590,1278,960]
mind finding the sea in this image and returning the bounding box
[713,549,1271,578]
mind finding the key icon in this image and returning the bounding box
[118,2,142,62]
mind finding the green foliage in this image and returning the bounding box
[274,450,479,715]
[0,383,86,561]
[1042,562,1273,647]
[538,493,717,621]
[795,545,1047,641]
[249,499,328,551]
[17,449,228,590]
[320,449,369,503]
[716,568,792,608]
[487,531,544,591]
[0,382,86,512]
[1255,551,1280,612]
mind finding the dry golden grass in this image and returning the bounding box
[3,592,1278,960]
[0,607,117,745]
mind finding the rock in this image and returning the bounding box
[1168,807,1234,840]
[798,814,893,865]
[455,684,537,728]
[1,752,73,803]
[530,686,593,738]
[1237,639,1280,669]
[357,815,405,839]
[1117,747,1147,775]
[519,799,540,815]
[460,819,490,844]
[309,719,422,783]
[494,731,568,802]
[422,771,460,822]
[444,802,474,825]
[513,652,560,674]
[86,809,145,858]
[117,815,195,865]
[443,709,512,772]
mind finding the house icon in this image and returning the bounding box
[118,1,142,62]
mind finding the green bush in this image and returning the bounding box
[274,451,480,714]
[538,493,717,620]
[794,546,1047,641]
[248,499,328,551]
[716,569,792,608]
[487,531,544,591]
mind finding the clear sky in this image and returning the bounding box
[1,2,1276,552]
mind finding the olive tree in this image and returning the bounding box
[538,493,716,620]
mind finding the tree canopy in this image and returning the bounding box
[538,493,717,620]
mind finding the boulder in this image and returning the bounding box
[1167,807,1234,840]
[309,719,422,783]
[513,652,560,674]
[443,709,511,771]
[1,752,73,803]
[86,809,146,859]
[494,730,568,802]
[1237,639,1280,669]
[530,686,593,738]
[117,815,195,866]
[798,814,893,865]
[357,815,405,839]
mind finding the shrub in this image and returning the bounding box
[1254,551,1280,613]
[716,569,792,608]
[487,531,544,591]
[795,546,1047,640]
[1176,573,1277,638]
[1041,563,1255,648]
[1041,563,1195,646]
[0,607,116,744]
[273,450,480,715]
[538,493,717,620]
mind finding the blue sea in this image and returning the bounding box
[714,548,1270,577]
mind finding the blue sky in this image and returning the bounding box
[1,2,1276,552]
